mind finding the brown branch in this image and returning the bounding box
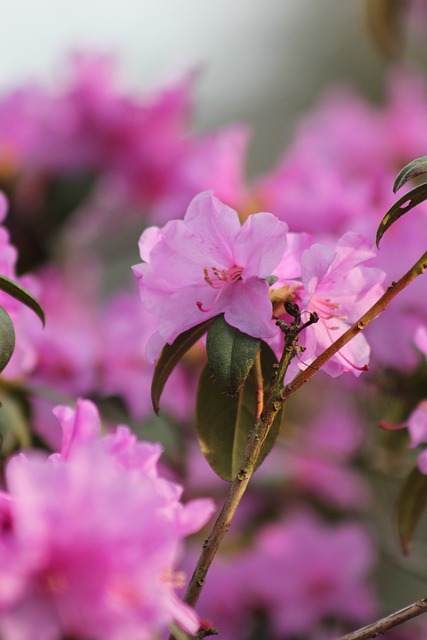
[336,597,427,640]
[180,334,297,613]
[282,251,427,402]
[253,349,264,421]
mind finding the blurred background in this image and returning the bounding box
[2,2,427,639]
[0,0,398,172]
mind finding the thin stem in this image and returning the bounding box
[181,335,298,613]
[282,251,427,402]
[336,597,427,640]
[253,349,264,421]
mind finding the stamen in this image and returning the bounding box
[197,264,243,313]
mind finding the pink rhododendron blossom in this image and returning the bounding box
[0,399,214,640]
[133,191,288,358]
[97,289,197,421]
[272,232,386,377]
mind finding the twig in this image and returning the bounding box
[336,597,427,640]
[253,349,264,421]
[181,331,298,612]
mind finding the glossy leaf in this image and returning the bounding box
[0,275,45,326]
[396,465,427,555]
[393,156,427,193]
[376,183,427,248]
[151,318,214,415]
[196,342,281,481]
[206,315,260,395]
[0,306,15,374]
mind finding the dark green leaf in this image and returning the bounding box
[0,390,31,456]
[376,183,427,248]
[0,306,15,374]
[206,315,260,395]
[196,342,281,481]
[0,275,45,326]
[393,156,427,193]
[396,465,427,555]
[151,318,214,415]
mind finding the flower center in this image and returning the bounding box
[196,265,243,313]
[310,295,345,328]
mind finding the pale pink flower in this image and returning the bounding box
[133,191,288,359]
[0,399,214,640]
[272,232,386,377]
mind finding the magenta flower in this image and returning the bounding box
[0,399,214,640]
[133,191,288,358]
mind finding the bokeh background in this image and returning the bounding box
[2,2,427,639]
[0,0,396,173]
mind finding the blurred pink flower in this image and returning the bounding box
[251,67,427,370]
[133,191,288,358]
[97,289,198,422]
[245,511,376,637]
[0,399,214,640]
[182,509,376,639]
[27,263,100,397]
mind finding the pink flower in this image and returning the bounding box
[26,264,100,396]
[0,399,214,640]
[97,290,198,421]
[133,191,288,358]
[181,509,376,639]
[272,232,386,377]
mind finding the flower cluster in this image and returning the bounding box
[0,399,214,640]
[1,52,427,640]
[134,191,385,377]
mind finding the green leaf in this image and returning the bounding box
[196,342,281,481]
[393,156,427,193]
[206,315,260,395]
[0,275,45,326]
[0,390,31,456]
[396,465,427,555]
[376,183,427,248]
[0,306,15,374]
[151,318,214,415]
